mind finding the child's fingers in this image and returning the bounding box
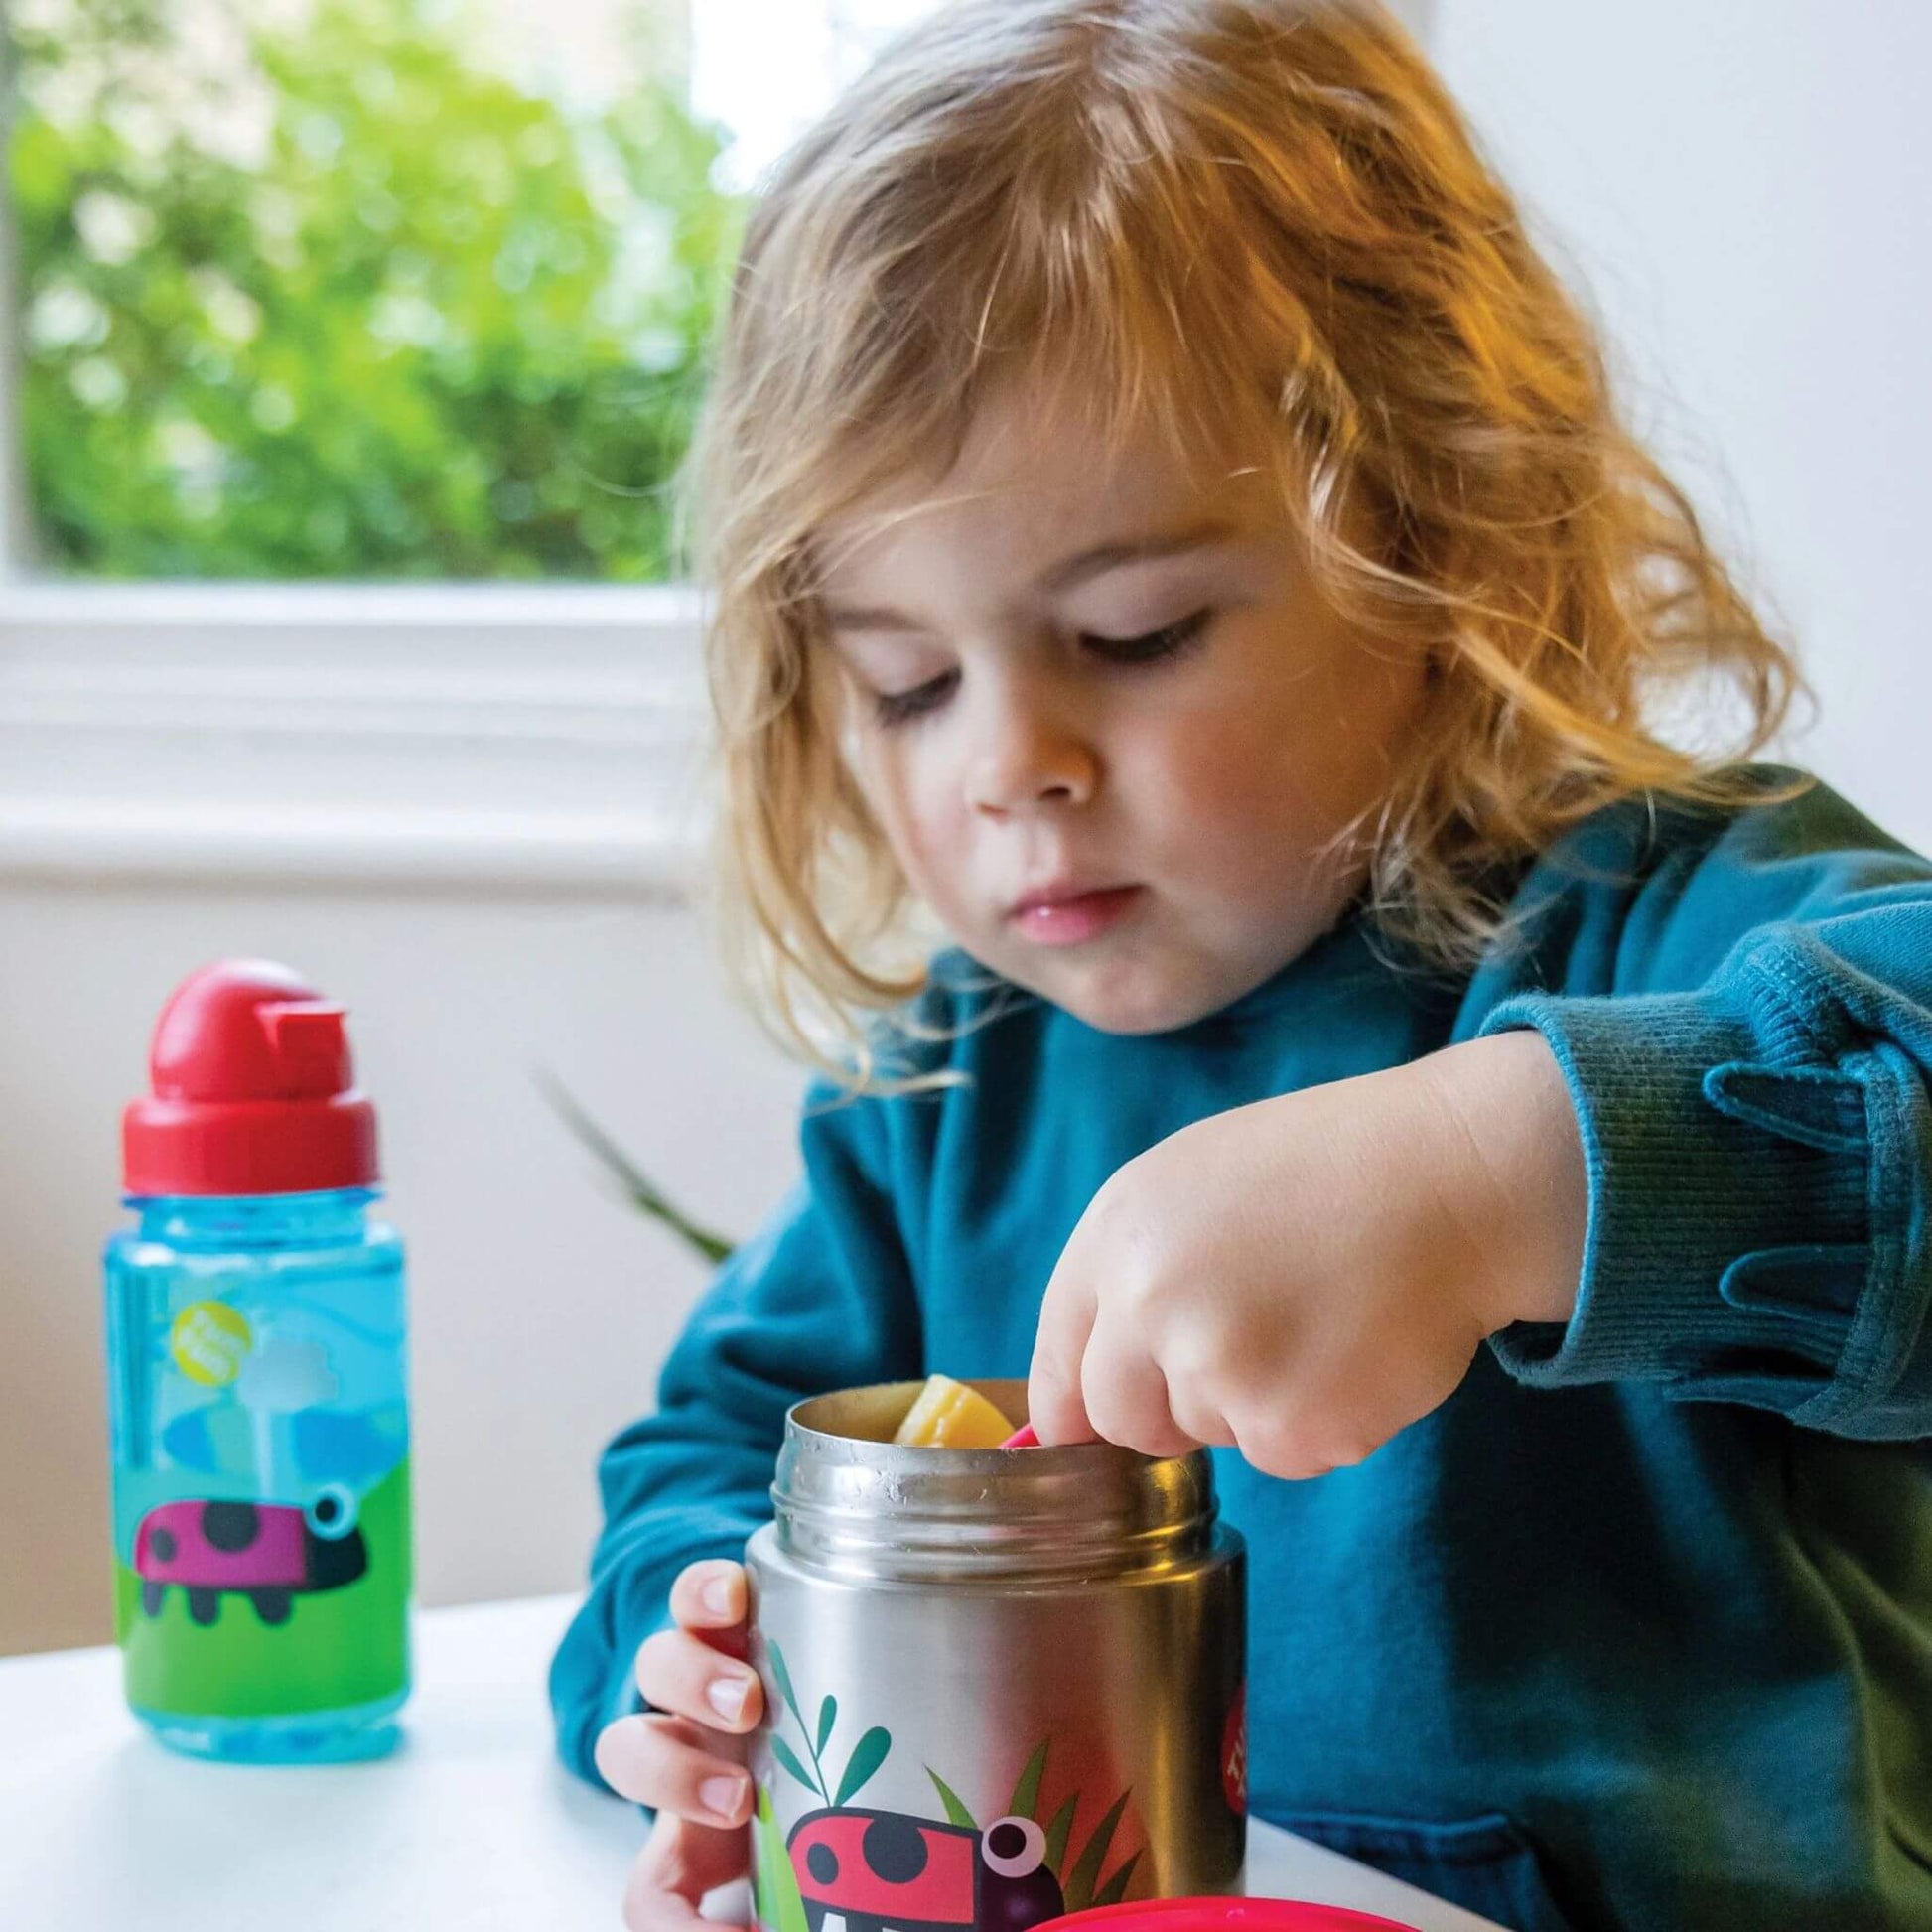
[636,1625,765,1733]
[1078,1317,1198,1459]
[623,1811,754,1932]
[669,1559,748,1632]
[597,1712,754,1826]
[1167,1376,1242,1454]
[1027,1254,1101,1447]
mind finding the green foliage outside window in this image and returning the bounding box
[6,0,744,578]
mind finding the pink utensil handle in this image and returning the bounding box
[1002,1423,1039,1449]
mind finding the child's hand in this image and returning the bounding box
[1027,1032,1587,1478]
[595,1559,765,1932]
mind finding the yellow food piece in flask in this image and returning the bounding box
[893,1375,1016,1449]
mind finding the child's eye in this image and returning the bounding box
[873,666,961,728]
[865,612,1209,728]
[1081,608,1213,665]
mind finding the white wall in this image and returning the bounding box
[1434,0,1932,850]
[0,883,803,1656]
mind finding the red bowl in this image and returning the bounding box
[1051,1900,1419,1932]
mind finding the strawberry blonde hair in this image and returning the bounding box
[682,0,1803,1084]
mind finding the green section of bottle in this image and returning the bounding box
[113,1457,411,1720]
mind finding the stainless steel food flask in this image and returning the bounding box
[745,1380,1247,1932]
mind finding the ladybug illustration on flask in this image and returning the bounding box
[787,1807,1065,1932]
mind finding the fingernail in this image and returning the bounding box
[702,1574,736,1618]
[701,1774,749,1820]
[707,1673,750,1723]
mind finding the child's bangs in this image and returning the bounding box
[797,208,1303,575]
[1016,296,1288,502]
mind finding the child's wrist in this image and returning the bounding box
[1418,1030,1587,1335]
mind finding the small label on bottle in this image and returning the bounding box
[169,1301,254,1386]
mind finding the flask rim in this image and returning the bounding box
[771,1379,1221,1582]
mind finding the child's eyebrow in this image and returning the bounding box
[820,517,1243,635]
[819,603,938,637]
[1038,517,1243,593]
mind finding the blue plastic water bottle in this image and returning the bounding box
[104,960,412,1762]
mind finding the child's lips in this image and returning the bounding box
[1009,884,1145,945]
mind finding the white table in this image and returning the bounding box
[0,1595,1504,1931]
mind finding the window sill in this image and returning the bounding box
[0,581,711,895]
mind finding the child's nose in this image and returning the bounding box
[966,705,1098,816]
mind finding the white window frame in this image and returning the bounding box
[0,578,711,895]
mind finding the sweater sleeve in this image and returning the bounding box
[1473,781,1932,1438]
[548,1082,924,1788]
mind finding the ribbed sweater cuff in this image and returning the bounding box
[1476,988,1878,1413]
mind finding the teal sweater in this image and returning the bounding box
[552,771,1932,1932]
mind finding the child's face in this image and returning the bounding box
[816,386,1427,1034]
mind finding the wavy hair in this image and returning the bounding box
[680,0,1804,1084]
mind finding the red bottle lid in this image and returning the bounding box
[122,960,379,1197]
[1051,1904,1419,1932]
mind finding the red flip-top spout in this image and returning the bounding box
[122,960,379,1197]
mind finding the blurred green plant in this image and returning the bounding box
[538,1069,738,1266]
[6,0,744,578]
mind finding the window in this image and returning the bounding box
[4,0,942,584]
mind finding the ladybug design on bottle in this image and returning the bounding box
[787,1808,1064,1932]
[132,1488,367,1627]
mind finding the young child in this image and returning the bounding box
[552,4,1932,1928]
